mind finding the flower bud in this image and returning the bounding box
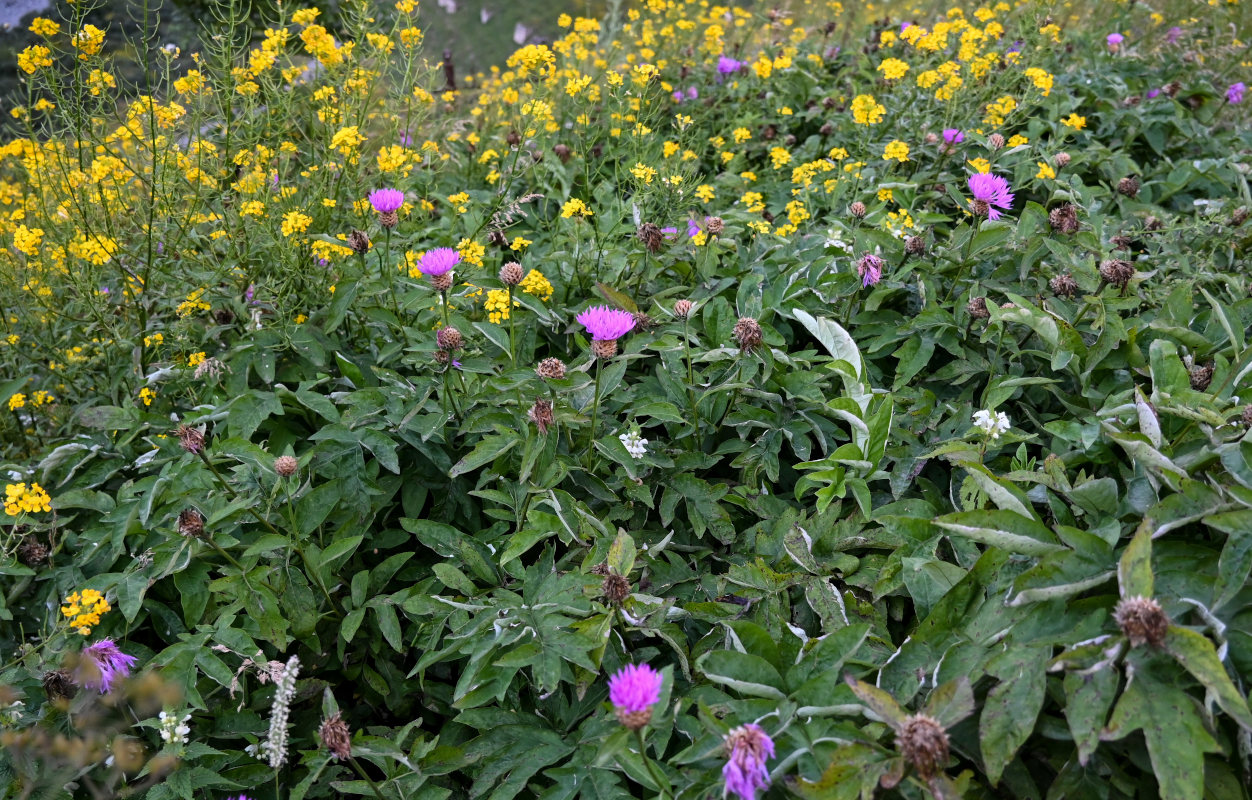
[178,508,204,537]
[177,424,205,454]
[274,455,298,477]
[499,263,524,286]
[636,222,664,253]
[436,326,463,351]
[1115,596,1169,647]
[733,317,763,353]
[591,339,619,359]
[1099,259,1135,289]
[553,143,572,163]
[704,216,725,235]
[601,573,631,605]
[673,299,694,319]
[1190,364,1213,391]
[988,133,1005,150]
[536,357,566,380]
[1054,151,1071,168]
[849,201,867,219]
[379,210,399,229]
[1049,204,1080,235]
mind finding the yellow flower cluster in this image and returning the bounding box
[282,211,312,237]
[458,238,486,266]
[484,288,520,323]
[61,589,111,636]
[17,45,53,74]
[519,269,553,302]
[176,288,211,317]
[882,140,910,162]
[851,94,885,125]
[561,199,593,218]
[4,482,52,516]
[13,225,43,255]
[73,25,106,58]
[878,57,909,80]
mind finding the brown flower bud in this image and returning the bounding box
[673,299,694,319]
[897,714,949,779]
[433,349,451,365]
[590,562,611,576]
[553,143,572,163]
[1054,152,1071,168]
[616,707,653,730]
[1117,176,1140,198]
[632,311,655,331]
[601,573,631,605]
[1230,207,1249,227]
[1164,80,1182,98]
[819,122,834,136]
[18,537,49,565]
[348,229,371,254]
[1190,364,1213,391]
[274,455,298,477]
[506,130,521,146]
[43,669,76,701]
[379,210,399,229]
[177,425,205,455]
[1115,596,1169,647]
[429,272,454,292]
[704,216,725,235]
[1050,273,1079,298]
[319,712,352,760]
[178,508,203,537]
[436,326,463,351]
[499,263,524,286]
[528,398,554,434]
[1049,204,1080,235]
[849,201,867,219]
[733,317,763,353]
[967,297,990,319]
[988,133,1005,150]
[762,124,776,140]
[904,235,925,256]
[1144,215,1163,231]
[1099,259,1136,289]
[637,222,665,253]
[536,357,566,380]
[591,339,619,359]
[924,132,939,144]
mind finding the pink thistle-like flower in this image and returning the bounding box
[857,253,884,287]
[722,723,775,800]
[1227,82,1246,104]
[942,128,964,144]
[608,663,663,729]
[368,188,405,214]
[576,305,636,341]
[967,172,1015,220]
[419,248,461,276]
[1107,32,1124,48]
[717,56,744,75]
[75,640,137,694]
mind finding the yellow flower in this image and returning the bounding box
[457,238,485,266]
[732,127,752,144]
[17,45,54,74]
[331,126,365,155]
[878,57,910,80]
[519,269,553,302]
[7,393,26,411]
[509,236,531,251]
[967,157,991,173]
[561,198,593,218]
[29,17,60,35]
[281,211,312,237]
[484,288,519,323]
[769,147,792,169]
[1061,113,1086,130]
[882,140,910,162]
[695,184,716,203]
[1036,161,1056,180]
[188,352,206,367]
[631,163,658,184]
[72,25,106,57]
[448,192,470,213]
[5,482,52,516]
[292,7,320,25]
[851,94,885,125]
[13,225,43,255]
[60,589,109,635]
[1024,67,1053,97]
[878,188,894,203]
[139,387,156,407]
[176,288,211,317]
[1007,135,1028,148]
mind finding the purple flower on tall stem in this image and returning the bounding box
[942,128,964,145]
[576,306,636,342]
[608,663,663,729]
[368,188,405,214]
[1107,33,1124,48]
[857,253,884,287]
[723,724,775,800]
[967,173,1015,221]
[419,248,460,276]
[1166,26,1184,44]
[75,640,137,694]
[1227,82,1246,104]
[1147,88,1161,99]
[717,56,744,75]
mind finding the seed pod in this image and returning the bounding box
[178,509,203,537]
[636,222,664,253]
[591,339,619,359]
[1099,259,1136,289]
[348,229,371,254]
[319,712,352,760]
[1117,175,1140,198]
[601,573,631,605]
[1049,204,1080,235]
[1190,364,1213,391]
[528,398,554,434]
[904,235,925,256]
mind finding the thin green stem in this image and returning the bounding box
[507,286,517,366]
[682,317,700,451]
[584,356,603,469]
[634,728,671,800]
[348,756,388,800]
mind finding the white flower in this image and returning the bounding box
[973,409,1011,439]
[261,655,300,768]
[619,431,648,459]
[158,710,192,745]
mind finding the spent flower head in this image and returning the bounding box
[723,723,775,800]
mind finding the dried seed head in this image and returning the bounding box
[1054,151,1071,168]
[1099,259,1136,288]
[1117,176,1140,198]
[348,229,371,254]
[319,712,352,760]
[43,669,76,701]
[1111,235,1134,250]
[1144,215,1163,231]
[1049,204,1080,235]
[506,130,521,146]
[1115,596,1169,647]
[18,537,49,565]
[1242,405,1252,427]
[487,229,509,248]
[601,574,631,605]
[637,222,665,253]
[924,132,939,144]
[433,349,450,365]
[591,339,618,359]
[849,201,867,219]
[733,317,763,353]
[904,235,925,256]
[536,357,567,381]
[967,297,990,319]
[429,272,454,292]
[1165,80,1182,97]
[379,210,399,229]
[705,216,725,235]
[673,299,695,319]
[528,398,554,434]
[499,263,525,286]
[213,308,235,325]
[436,326,463,352]
[1230,207,1249,227]
[632,311,656,331]
[178,508,204,537]
[1190,364,1214,391]
[177,425,205,454]
[553,143,572,163]
[1050,273,1080,298]
[819,122,835,136]
[988,133,1005,150]
[897,714,949,779]
[274,456,298,477]
[590,562,611,576]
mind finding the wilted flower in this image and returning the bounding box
[968,173,1014,220]
[1050,273,1079,298]
[673,299,695,319]
[42,669,75,701]
[898,714,949,778]
[176,424,205,454]
[319,712,352,760]
[1117,175,1140,198]
[857,253,884,287]
[348,229,370,254]
[75,640,138,694]
[607,663,663,729]
[637,222,665,253]
[178,508,203,537]
[967,296,990,319]
[1190,364,1213,391]
[973,408,1011,439]
[723,724,775,800]
[601,573,631,605]
[528,398,554,434]
[1115,596,1169,647]
[1099,259,1136,289]
[536,357,566,380]
[1049,204,1080,235]
[436,326,463,351]
[733,317,763,353]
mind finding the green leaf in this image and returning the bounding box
[449,433,520,477]
[792,308,862,378]
[432,563,477,595]
[606,530,635,577]
[979,648,1047,785]
[844,675,907,728]
[594,281,638,313]
[1118,517,1153,598]
[696,650,786,699]
[934,510,1065,556]
[1063,668,1119,765]
[1162,627,1252,732]
[924,677,975,729]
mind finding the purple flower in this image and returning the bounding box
[686,87,699,100]
[968,172,1015,221]
[608,663,663,728]
[1107,33,1124,47]
[687,219,702,237]
[368,188,405,214]
[942,128,964,145]
[245,284,256,304]
[672,89,685,102]
[1148,88,1161,99]
[723,724,775,800]
[1007,40,1022,54]
[418,247,460,276]
[857,253,884,287]
[1227,82,1245,104]
[660,226,679,238]
[717,56,744,75]
[576,306,636,341]
[900,22,911,32]
[75,640,137,694]
[1166,26,1183,44]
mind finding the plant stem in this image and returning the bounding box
[584,356,603,469]
[348,756,389,800]
[634,728,671,800]
[507,285,517,365]
[682,317,700,450]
